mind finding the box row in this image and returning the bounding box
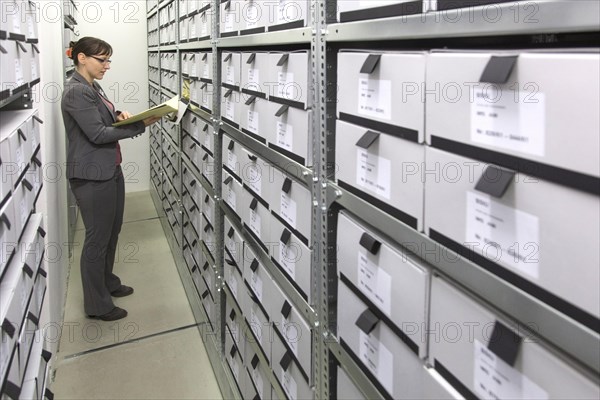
[337,49,600,181]
[182,52,213,81]
[179,8,212,42]
[0,37,40,96]
[0,0,39,42]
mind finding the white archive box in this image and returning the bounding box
[190,256,205,298]
[225,245,245,306]
[240,367,259,400]
[222,168,244,219]
[269,168,311,246]
[179,17,189,42]
[221,88,243,128]
[240,280,272,361]
[269,215,312,303]
[200,81,214,113]
[268,51,311,110]
[241,188,271,252]
[241,51,270,97]
[238,0,269,34]
[223,136,245,179]
[222,51,242,90]
[28,42,40,86]
[337,51,427,143]
[5,40,31,91]
[337,211,430,357]
[335,119,425,231]
[200,277,217,329]
[13,174,34,236]
[0,33,14,96]
[337,281,427,400]
[424,147,600,325]
[267,280,312,377]
[266,100,313,166]
[181,53,192,77]
[245,345,273,400]
[336,366,367,400]
[267,0,310,31]
[201,187,216,226]
[225,215,244,267]
[240,147,270,204]
[189,6,212,40]
[425,49,600,180]
[1,111,33,184]
[25,152,42,208]
[18,304,39,380]
[197,117,215,155]
[26,110,41,156]
[226,293,245,349]
[191,237,207,277]
[225,325,245,389]
[1,196,17,275]
[242,243,272,318]
[240,95,270,144]
[201,214,216,257]
[430,275,600,400]
[200,146,217,188]
[182,132,202,169]
[272,326,312,400]
[220,0,240,37]
[337,0,427,22]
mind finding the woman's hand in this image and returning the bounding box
[143,116,161,126]
[116,111,132,122]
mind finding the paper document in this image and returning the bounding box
[112,96,179,126]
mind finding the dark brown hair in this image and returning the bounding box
[69,37,112,65]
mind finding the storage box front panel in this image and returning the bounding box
[266,102,312,166]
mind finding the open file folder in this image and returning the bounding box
[112,96,189,126]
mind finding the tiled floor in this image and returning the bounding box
[51,191,222,399]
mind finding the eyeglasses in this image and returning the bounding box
[89,55,112,65]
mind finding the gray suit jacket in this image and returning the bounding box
[62,71,146,180]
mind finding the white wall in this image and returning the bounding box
[75,0,150,192]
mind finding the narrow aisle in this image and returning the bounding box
[51,191,222,399]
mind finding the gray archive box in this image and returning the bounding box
[189,8,212,40]
[269,168,312,246]
[430,275,600,399]
[337,51,426,143]
[225,215,244,267]
[245,345,273,400]
[337,281,427,399]
[425,50,600,178]
[220,0,240,36]
[269,215,312,304]
[336,367,367,400]
[272,328,312,400]
[267,281,312,377]
[242,243,272,319]
[225,325,245,391]
[240,147,271,204]
[335,119,425,231]
[337,211,429,357]
[240,280,272,362]
[222,168,244,219]
[221,88,243,128]
[241,51,270,97]
[336,0,427,22]
[241,188,271,251]
[223,136,245,178]
[222,51,242,89]
[240,95,270,144]
[197,117,215,155]
[266,100,313,166]
[424,147,600,321]
[268,51,311,109]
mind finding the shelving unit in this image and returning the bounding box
[147,1,600,400]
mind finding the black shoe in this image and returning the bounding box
[88,307,127,321]
[110,285,134,297]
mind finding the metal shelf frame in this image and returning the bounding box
[146,1,600,399]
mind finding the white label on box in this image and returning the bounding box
[466,192,540,279]
[202,63,210,79]
[281,370,298,400]
[246,3,259,28]
[356,149,391,200]
[278,72,296,100]
[357,252,392,316]
[250,269,263,302]
[247,110,259,134]
[191,84,199,100]
[278,0,298,23]
[276,122,294,151]
[31,130,38,151]
[228,273,238,299]
[358,78,392,120]
[279,243,296,279]
[281,318,299,356]
[248,68,260,86]
[31,60,38,80]
[225,98,236,121]
[359,331,394,395]
[227,150,238,171]
[280,191,297,228]
[20,196,28,226]
[230,355,240,382]
[202,91,211,109]
[249,208,261,238]
[201,17,209,36]
[226,187,237,211]
[471,87,546,157]
[182,60,189,75]
[246,163,262,196]
[252,368,264,399]
[474,340,548,400]
[15,59,24,85]
[16,146,23,167]
[224,11,235,32]
[226,65,235,85]
[204,131,211,150]
[27,15,35,38]
[0,336,9,375]
[227,234,237,256]
[13,14,21,33]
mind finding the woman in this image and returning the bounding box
[62,37,160,321]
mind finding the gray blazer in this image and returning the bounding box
[62,71,146,181]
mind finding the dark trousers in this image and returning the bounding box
[69,167,124,315]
